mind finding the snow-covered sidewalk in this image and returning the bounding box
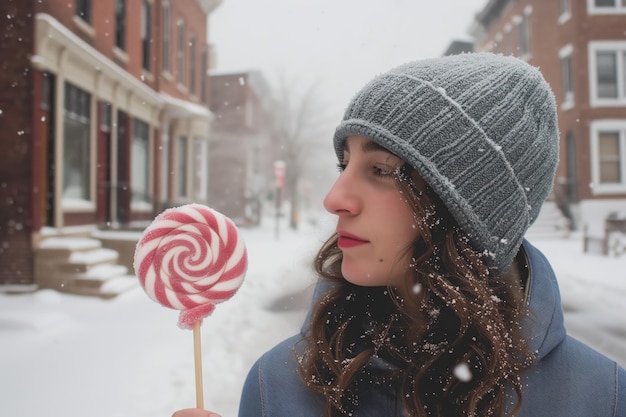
[0,216,624,417]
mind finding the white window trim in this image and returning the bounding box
[590,120,626,194]
[588,0,626,14]
[589,41,626,107]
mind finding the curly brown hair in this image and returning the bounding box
[298,165,534,417]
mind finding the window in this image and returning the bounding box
[115,0,126,50]
[590,121,626,193]
[565,132,577,201]
[559,0,571,22]
[518,13,531,57]
[100,102,112,130]
[193,137,209,200]
[560,45,574,107]
[189,35,196,95]
[598,132,622,183]
[63,82,91,204]
[561,0,571,14]
[177,136,188,198]
[589,0,626,13]
[589,42,626,106]
[76,0,92,24]
[162,1,171,73]
[562,56,574,102]
[597,51,618,98]
[502,28,512,55]
[201,49,208,103]
[141,0,151,71]
[493,33,503,54]
[132,119,150,205]
[177,19,186,85]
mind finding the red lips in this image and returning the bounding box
[337,230,369,248]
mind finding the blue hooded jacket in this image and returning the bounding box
[238,240,626,416]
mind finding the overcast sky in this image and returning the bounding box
[209,0,487,117]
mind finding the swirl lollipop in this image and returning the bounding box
[133,203,247,408]
[134,203,247,328]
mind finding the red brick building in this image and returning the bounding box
[469,0,626,232]
[0,0,220,293]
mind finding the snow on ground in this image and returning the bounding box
[0,214,624,417]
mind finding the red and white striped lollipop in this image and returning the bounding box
[134,204,247,329]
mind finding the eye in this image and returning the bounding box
[372,164,397,177]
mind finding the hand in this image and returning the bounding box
[172,409,221,417]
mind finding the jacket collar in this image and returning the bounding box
[520,239,567,359]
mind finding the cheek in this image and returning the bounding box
[395,207,420,243]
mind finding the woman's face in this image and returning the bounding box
[324,135,420,287]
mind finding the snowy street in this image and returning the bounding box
[0,215,625,417]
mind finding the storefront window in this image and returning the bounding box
[132,119,150,204]
[62,82,91,203]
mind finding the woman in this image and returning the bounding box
[174,53,626,416]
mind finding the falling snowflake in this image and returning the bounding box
[454,362,472,382]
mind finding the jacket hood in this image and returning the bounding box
[301,239,566,361]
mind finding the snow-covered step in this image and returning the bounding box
[98,275,140,299]
[34,235,136,299]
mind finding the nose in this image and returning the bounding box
[323,168,360,216]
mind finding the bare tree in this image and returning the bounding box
[269,76,334,229]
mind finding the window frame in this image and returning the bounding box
[162,1,171,74]
[559,0,572,23]
[590,120,626,194]
[115,0,126,50]
[517,8,532,59]
[589,41,626,107]
[189,34,196,95]
[141,0,151,72]
[201,48,208,103]
[131,118,151,208]
[76,0,92,24]
[192,137,209,201]
[177,19,186,87]
[62,82,93,209]
[588,0,626,14]
[177,135,189,198]
[502,25,512,56]
[560,44,575,109]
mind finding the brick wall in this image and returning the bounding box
[0,0,35,284]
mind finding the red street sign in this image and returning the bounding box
[274,160,286,189]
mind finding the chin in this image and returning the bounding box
[341,265,385,287]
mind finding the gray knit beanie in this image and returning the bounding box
[333,52,559,273]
